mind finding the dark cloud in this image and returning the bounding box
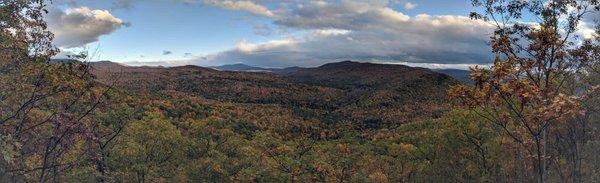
[46,7,127,48]
[163,50,173,55]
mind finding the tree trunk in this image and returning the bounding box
[535,136,544,183]
[96,155,107,183]
[542,127,549,182]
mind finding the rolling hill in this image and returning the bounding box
[91,61,460,127]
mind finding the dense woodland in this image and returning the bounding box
[1,0,600,182]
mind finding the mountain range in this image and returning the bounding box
[209,62,472,83]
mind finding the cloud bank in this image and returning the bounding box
[192,0,495,68]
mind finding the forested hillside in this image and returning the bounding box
[92,60,458,127]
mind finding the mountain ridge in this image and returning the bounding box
[205,61,471,83]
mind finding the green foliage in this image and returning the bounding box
[111,113,187,181]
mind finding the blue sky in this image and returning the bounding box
[48,0,495,69]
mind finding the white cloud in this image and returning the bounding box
[203,0,275,17]
[234,38,298,53]
[403,2,416,10]
[577,8,599,39]
[47,7,127,48]
[312,29,351,37]
[577,21,596,39]
[98,0,273,17]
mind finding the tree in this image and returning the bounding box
[450,0,600,182]
[86,93,135,183]
[1,0,110,182]
[570,26,600,183]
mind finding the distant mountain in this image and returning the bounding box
[269,66,303,74]
[285,61,456,88]
[81,61,472,86]
[434,69,472,84]
[49,59,81,64]
[91,60,127,68]
[211,63,270,72]
[211,63,305,74]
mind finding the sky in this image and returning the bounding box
[43,0,575,69]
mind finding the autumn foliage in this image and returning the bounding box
[1,0,599,182]
[450,0,600,182]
